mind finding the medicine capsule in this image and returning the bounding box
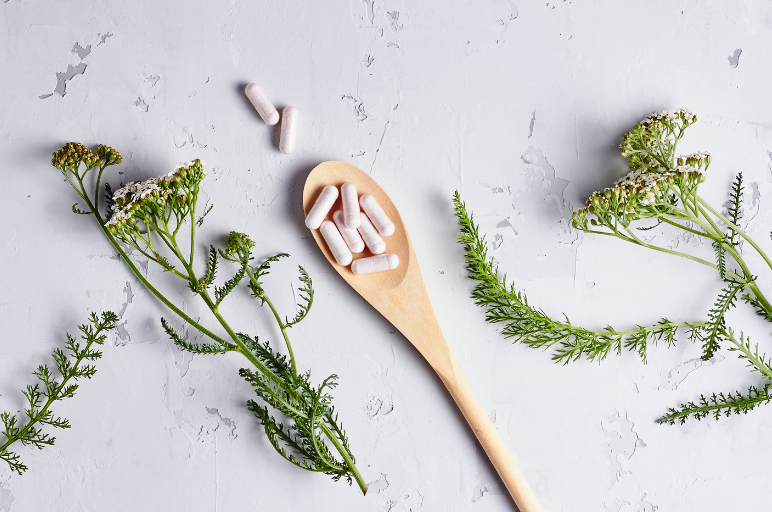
[341,183,361,229]
[305,185,339,230]
[333,210,365,253]
[320,221,353,266]
[244,83,280,125]
[279,106,299,154]
[351,254,400,275]
[359,194,395,236]
[357,212,386,254]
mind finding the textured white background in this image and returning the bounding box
[2,1,772,510]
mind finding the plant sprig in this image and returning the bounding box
[452,192,703,364]
[456,110,772,423]
[51,145,366,493]
[0,311,117,474]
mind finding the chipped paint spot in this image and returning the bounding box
[341,94,369,121]
[115,281,134,346]
[728,48,742,68]
[386,11,403,32]
[363,0,375,25]
[364,395,394,417]
[367,473,390,493]
[658,356,724,390]
[601,411,646,482]
[528,110,536,138]
[134,97,149,112]
[40,34,112,98]
[71,42,91,59]
[205,407,238,440]
[0,479,13,512]
[385,490,423,511]
[362,54,374,67]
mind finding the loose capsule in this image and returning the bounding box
[333,210,365,253]
[279,106,299,154]
[359,194,395,236]
[244,83,280,125]
[320,221,353,266]
[351,254,399,275]
[341,183,361,229]
[357,212,386,254]
[305,185,339,229]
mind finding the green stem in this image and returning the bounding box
[698,195,772,272]
[620,226,735,274]
[319,423,368,495]
[244,267,298,378]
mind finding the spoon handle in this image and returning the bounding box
[439,355,544,512]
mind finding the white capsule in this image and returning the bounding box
[333,210,365,253]
[279,106,299,154]
[320,221,353,266]
[359,194,395,236]
[305,185,339,229]
[351,254,399,275]
[341,183,361,229]
[357,212,386,254]
[244,83,280,126]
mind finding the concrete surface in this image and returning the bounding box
[2,1,772,510]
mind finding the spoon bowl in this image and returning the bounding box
[303,162,409,291]
[303,161,544,512]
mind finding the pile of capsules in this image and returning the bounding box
[244,83,298,154]
[306,184,400,275]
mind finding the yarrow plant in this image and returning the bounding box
[51,143,367,493]
[1,312,117,474]
[455,109,772,423]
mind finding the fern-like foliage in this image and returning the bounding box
[213,253,248,307]
[240,361,356,483]
[657,385,772,425]
[453,191,699,364]
[724,328,772,380]
[741,293,772,322]
[726,173,744,247]
[162,317,235,354]
[286,266,314,328]
[698,280,743,360]
[0,311,117,474]
[712,238,727,280]
[248,253,290,304]
[192,246,218,293]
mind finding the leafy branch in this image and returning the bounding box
[51,145,366,493]
[657,385,772,425]
[0,311,117,474]
[452,192,703,364]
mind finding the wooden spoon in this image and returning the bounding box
[302,161,544,512]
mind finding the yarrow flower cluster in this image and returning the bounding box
[573,110,710,232]
[620,109,697,170]
[105,159,207,237]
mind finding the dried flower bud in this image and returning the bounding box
[96,144,122,166]
[225,231,255,258]
[51,142,100,171]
